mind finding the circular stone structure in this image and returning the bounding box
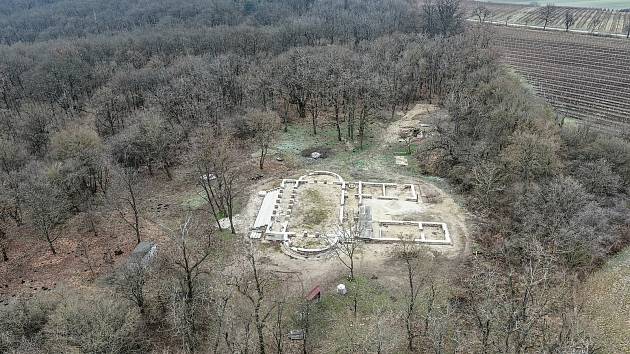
[250,170,463,260]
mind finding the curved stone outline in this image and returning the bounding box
[286,234,339,255]
[297,170,345,184]
[251,170,454,259]
[272,171,346,256]
[297,171,346,224]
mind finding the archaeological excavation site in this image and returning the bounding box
[250,171,452,259]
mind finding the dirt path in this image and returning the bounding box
[381,103,440,146]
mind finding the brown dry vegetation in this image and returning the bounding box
[581,247,630,352]
[1,0,630,353]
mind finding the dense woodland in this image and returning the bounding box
[1,0,629,353]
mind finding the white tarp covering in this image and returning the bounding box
[254,189,280,228]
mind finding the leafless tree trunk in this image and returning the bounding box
[232,244,279,354]
[168,215,213,352]
[115,257,147,312]
[563,11,575,32]
[194,135,245,234]
[473,5,491,24]
[212,296,230,353]
[77,239,95,278]
[113,167,142,244]
[395,240,424,351]
[197,165,223,231]
[272,297,289,354]
[300,301,311,354]
[330,211,365,281]
[358,104,370,150]
[245,109,280,170]
[0,228,8,262]
[43,228,57,254]
[333,98,342,142]
[174,216,211,304]
[471,162,505,209]
[346,100,355,140]
[307,94,321,135]
[540,4,556,30]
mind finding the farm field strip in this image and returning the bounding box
[493,27,630,132]
[502,54,630,92]
[468,1,630,36]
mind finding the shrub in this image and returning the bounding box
[45,291,143,353]
[0,296,57,352]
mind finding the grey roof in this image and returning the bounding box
[132,241,156,257]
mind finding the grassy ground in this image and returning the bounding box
[304,276,404,352]
[581,246,630,352]
[301,189,330,228]
[275,119,422,182]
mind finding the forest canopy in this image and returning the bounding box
[1,0,629,353]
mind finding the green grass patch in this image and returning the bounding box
[301,189,330,228]
[560,117,581,130]
[303,276,401,351]
[315,276,394,315]
[217,229,234,241]
[276,121,426,180]
[582,247,630,353]
[276,125,339,155]
[392,142,417,156]
[181,193,207,209]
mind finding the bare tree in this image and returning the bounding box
[168,215,213,352]
[394,239,425,351]
[24,167,71,255]
[194,134,245,234]
[563,10,575,32]
[115,257,147,312]
[499,253,557,353]
[473,5,491,24]
[471,162,506,210]
[273,49,311,119]
[80,193,101,238]
[0,173,20,261]
[231,243,280,354]
[271,298,286,354]
[111,166,143,244]
[196,165,223,232]
[422,0,464,37]
[457,258,501,352]
[540,4,556,30]
[0,208,10,261]
[330,212,365,281]
[270,282,296,354]
[172,216,212,304]
[245,109,280,170]
[0,170,25,226]
[353,74,382,150]
[588,10,604,34]
[77,239,96,278]
[624,16,630,38]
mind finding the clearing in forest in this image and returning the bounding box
[249,170,453,259]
